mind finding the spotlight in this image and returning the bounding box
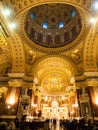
[4,8,11,16]
[9,22,16,30]
[93,1,98,11]
[90,17,97,24]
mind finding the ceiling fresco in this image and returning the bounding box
[25,4,82,48]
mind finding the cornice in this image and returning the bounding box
[75,74,86,82]
[0,76,9,81]
[84,72,98,77]
[8,73,25,78]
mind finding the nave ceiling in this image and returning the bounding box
[0,0,98,101]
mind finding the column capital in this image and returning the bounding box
[86,79,98,87]
[8,79,22,87]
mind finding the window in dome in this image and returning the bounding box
[58,21,64,28]
[30,12,35,20]
[71,10,76,18]
[42,22,48,29]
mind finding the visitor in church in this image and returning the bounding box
[53,118,56,129]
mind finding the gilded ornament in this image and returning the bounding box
[8,80,22,87]
[71,49,82,63]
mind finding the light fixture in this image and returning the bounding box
[93,1,98,11]
[62,96,65,100]
[59,109,63,112]
[8,97,15,105]
[90,17,97,24]
[7,105,11,109]
[44,96,48,102]
[4,8,11,16]
[51,99,58,107]
[95,97,98,105]
[10,22,16,29]
[9,22,17,30]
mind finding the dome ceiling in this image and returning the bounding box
[25,3,82,48]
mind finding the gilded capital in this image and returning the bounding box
[8,80,22,87]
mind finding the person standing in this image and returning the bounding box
[53,118,56,130]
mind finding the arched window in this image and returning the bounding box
[71,10,76,18]
[42,22,48,29]
[30,12,35,20]
[58,21,64,28]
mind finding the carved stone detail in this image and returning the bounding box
[84,30,98,71]
[8,79,22,87]
[71,49,83,64]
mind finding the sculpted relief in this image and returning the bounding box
[71,49,83,64]
[25,50,36,64]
